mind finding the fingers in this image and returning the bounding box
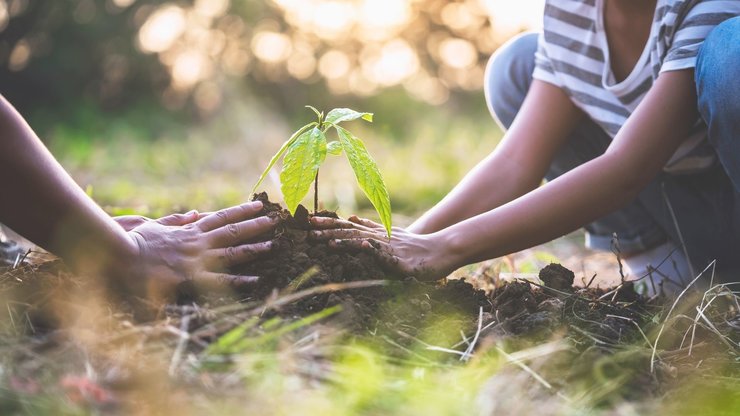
[206,215,278,247]
[194,272,260,290]
[348,215,384,229]
[197,212,213,220]
[196,201,264,232]
[157,210,199,226]
[310,228,383,242]
[207,241,274,268]
[329,238,400,268]
[310,216,376,232]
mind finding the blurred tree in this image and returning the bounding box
[0,0,531,126]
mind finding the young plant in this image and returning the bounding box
[252,106,392,237]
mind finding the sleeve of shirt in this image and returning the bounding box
[532,31,563,87]
[661,2,740,73]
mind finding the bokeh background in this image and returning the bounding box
[0,0,545,222]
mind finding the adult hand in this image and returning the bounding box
[309,215,456,281]
[114,210,210,232]
[120,201,277,298]
[113,215,151,231]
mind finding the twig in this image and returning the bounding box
[585,273,598,289]
[611,234,626,283]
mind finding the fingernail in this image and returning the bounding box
[251,201,263,209]
[244,276,259,284]
[186,210,198,216]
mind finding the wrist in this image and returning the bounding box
[430,228,469,273]
[408,217,437,235]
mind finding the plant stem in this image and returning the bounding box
[314,169,319,214]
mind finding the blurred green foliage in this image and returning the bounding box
[0,0,508,219]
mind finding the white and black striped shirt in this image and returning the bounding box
[533,0,740,173]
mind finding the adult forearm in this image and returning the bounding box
[0,96,136,269]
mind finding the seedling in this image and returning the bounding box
[252,106,392,237]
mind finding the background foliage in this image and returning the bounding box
[0,0,540,218]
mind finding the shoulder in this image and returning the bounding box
[543,0,598,32]
[657,0,740,23]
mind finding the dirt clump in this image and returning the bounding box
[539,263,575,291]
[232,193,392,298]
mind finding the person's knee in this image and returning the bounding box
[696,17,740,117]
[484,32,539,130]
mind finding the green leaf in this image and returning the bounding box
[325,108,373,125]
[305,105,323,120]
[327,141,343,156]
[335,126,392,237]
[280,126,327,214]
[251,122,316,194]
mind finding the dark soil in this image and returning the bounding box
[233,192,396,295]
[226,193,491,342]
[224,194,657,350]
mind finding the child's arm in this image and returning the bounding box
[313,70,698,280]
[408,80,584,234]
[0,95,276,296]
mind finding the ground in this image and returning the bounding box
[0,199,738,415]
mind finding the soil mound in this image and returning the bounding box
[228,195,655,347]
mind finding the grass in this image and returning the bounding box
[0,253,738,415]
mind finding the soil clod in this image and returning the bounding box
[539,262,575,291]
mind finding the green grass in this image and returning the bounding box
[1,257,738,415]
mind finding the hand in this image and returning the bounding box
[113,215,151,231]
[114,211,211,232]
[309,215,456,281]
[120,201,277,298]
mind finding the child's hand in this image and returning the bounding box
[121,201,278,299]
[309,215,455,281]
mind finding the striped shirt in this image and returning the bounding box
[533,0,740,173]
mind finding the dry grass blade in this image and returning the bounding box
[650,260,715,373]
[168,314,191,376]
[493,345,553,391]
[606,314,654,350]
[460,307,483,362]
